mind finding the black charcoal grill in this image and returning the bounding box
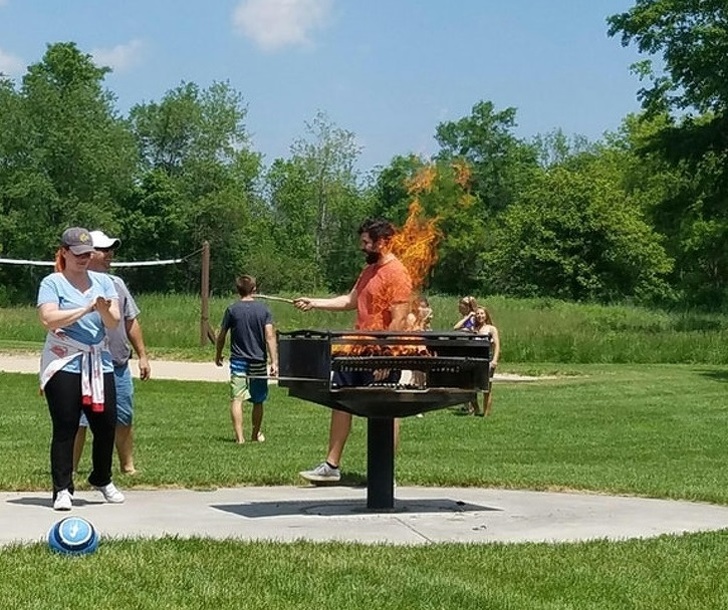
[278,329,492,509]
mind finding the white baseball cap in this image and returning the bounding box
[89,230,121,250]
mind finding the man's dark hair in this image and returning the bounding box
[236,275,256,297]
[358,218,396,242]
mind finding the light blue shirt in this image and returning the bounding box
[37,271,118,374]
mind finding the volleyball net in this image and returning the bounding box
[0,256,186,267]
[0,243,215,345]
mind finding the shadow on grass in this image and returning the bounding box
[698,369,728,383]
[340,471,367,487]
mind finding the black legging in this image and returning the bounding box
[44,370,117,497]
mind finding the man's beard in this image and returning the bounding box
[363,251,381,265]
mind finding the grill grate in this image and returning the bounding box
[278,329,492,399]
[333,355,484,374]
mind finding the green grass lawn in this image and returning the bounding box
[1,365,727,608]
[3,364,727,502]
[2,533,727,610]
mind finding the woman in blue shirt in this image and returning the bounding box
[37,227,125,511]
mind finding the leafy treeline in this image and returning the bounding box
[0,1,726,309]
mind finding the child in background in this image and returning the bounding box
[214,275,278,443]
[453,296,477,332]
[406,296,433,332]
[472,306,500,417]
[405,297,432,417]
[454,296,479,414]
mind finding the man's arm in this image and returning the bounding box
[264,323,278,376]
[388,301,410,330]
[293,289,357,312]
[214,327,228,367]
[126,317,151,380]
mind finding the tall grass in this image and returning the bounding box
[2,293,728,363]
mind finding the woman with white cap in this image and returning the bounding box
[37,227,125,510]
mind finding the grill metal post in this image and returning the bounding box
[367,417,395,510]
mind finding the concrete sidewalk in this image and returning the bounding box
[0,354,229,382]
[4,485,728,547]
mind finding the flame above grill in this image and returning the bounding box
[331,340,433,357]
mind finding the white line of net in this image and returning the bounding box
[0,257,185,267]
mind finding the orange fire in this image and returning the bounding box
[331,335,431,357]
[392,167,442,293]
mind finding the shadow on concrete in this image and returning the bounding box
[7,495,106,508]
[212,497,500,518]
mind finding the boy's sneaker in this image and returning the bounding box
[299,462,341,483]
[94,482,125,504]
[53,489,73,511]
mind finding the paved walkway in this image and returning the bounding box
[4,486,728,547]
[0,354,548,383]
[0,354,229,382]
[3,354,727,547]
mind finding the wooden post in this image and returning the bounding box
[200,240,214,346]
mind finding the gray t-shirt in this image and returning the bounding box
[221,300,272,362]
[106,276,140,367]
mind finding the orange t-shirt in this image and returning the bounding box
[353,257,412,330]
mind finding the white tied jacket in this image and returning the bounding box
[40,331,109,412]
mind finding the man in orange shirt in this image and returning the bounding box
[294,218,413,482]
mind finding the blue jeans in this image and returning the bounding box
[79,364,134,427]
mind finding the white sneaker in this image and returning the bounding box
[95,482,125,504]
[299,462,341,482]
[53,489,73,511]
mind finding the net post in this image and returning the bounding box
[200,240,214,346]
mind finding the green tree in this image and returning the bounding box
[125,81,264,294]
[608,1,728,115]
[435,100,539,214]
[484,157,674,304]
[0,42,137,302]
[267,112,370,292]
[264,158,325,292]
[608,3,728,306]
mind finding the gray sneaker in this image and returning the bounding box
[299,462,341,483]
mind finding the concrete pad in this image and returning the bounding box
[4,486,728,547]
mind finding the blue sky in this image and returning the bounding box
[0,0,643,171]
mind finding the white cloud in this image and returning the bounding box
[0,48,24,76]
[233,0,333,52]
[91,39,144,73]
[0,0,8,7]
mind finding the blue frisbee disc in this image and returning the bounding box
[47,516,100,555]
